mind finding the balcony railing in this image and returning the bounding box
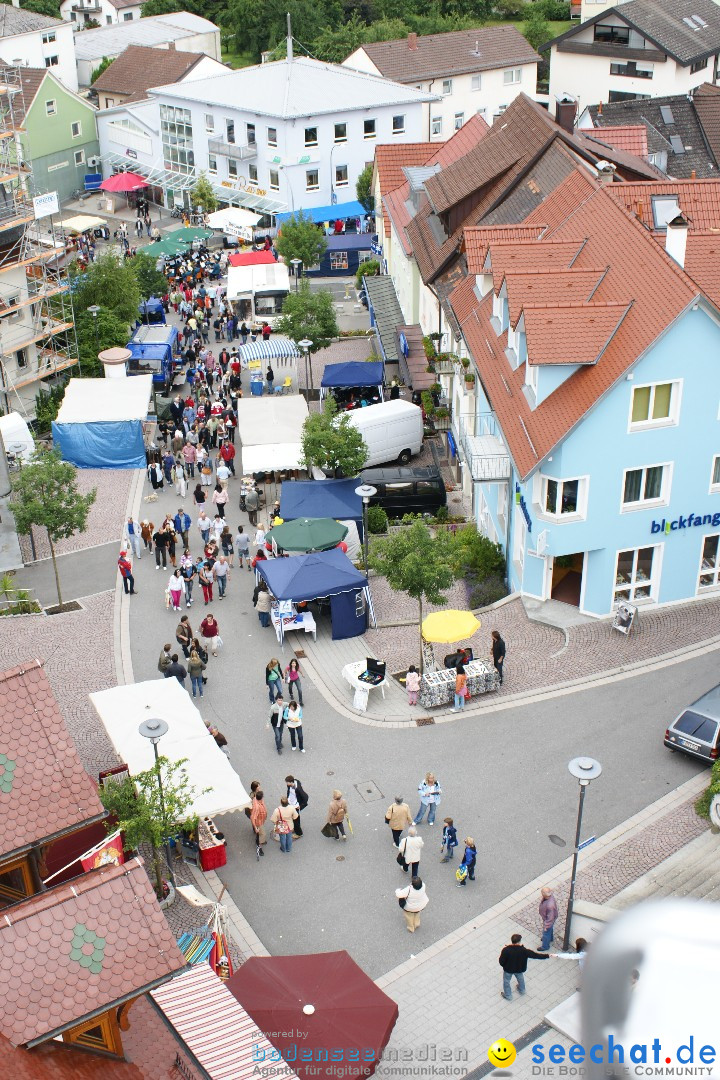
[207,138,257,160]
[72,2,101,11]
[453,412,511,482]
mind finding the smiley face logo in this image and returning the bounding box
[488,1039,517,1069]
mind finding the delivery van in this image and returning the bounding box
[346,399,423,467]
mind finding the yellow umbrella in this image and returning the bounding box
[422,609,481,644]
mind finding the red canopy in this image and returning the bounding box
[99,172,149,192]
[225,951,398,1080]
[228,250,276,267]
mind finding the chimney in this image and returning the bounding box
[597,101,603,115]
[636,201,643,221]
[665,213,689,268]
[407,32,418,50]
[167,40,175,51]
[595,159,616,186]
[691,168,696,180]
[98,347,131,380]
[555,93,577,133]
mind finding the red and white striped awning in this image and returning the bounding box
[151,964,299,1080]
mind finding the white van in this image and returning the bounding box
[346,399,424,467]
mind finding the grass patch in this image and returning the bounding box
[220,46,256,69]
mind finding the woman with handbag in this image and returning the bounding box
[271,797,298,853]
[395,877,428,934]
[452,664,468,712]
[323,789,348,841]
[398,825,423,877]
[265,658,283,703]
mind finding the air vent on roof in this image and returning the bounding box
[683,14,708,29]
[660,105,674,124]
[472,39,481,56]
[669,134,686,154]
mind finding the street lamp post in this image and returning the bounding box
[87,304,101,351]
[290,257,302,292]
[298,337,313,401]
[355,483,377,575]
[563,756,602,950]
[138,717,176,888]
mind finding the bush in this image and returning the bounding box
[470,574,509,608]
[453,526,506,580]
[35,382,67,434]
[695,759,720,819]
[367,505,388,534]
[535,0,570,17]
[494,0,528,16]
[356,259,380,290]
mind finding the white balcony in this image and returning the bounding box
[455,412,511,482]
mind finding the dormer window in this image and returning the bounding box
[492,290,508,333]
[526,361,538,396]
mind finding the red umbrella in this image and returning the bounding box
[99,171,149,193]
[225,951,398,1080]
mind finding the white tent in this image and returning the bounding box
[57,214,106,234]
[90,679,251,817]
[52,376,152,469]
[207,207,261,241]
[0,412,34,460]
[235,395,308,474]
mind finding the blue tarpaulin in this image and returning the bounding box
[279,479,363,525]
[320,361,384,389]
[52,420,147,469]
[276,200,366,225]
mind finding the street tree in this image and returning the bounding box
[99,756,205,899]
[356,163,375,212]
[69,252,141,330]
[369,519,457,670]
[90,55,112,83]
[132,250,168,301]
[190,171,218,214]
[10,449,96,611]
[75,308,131,377]
[275,278,338,353]
[300,395,368,478]
[275,212,327,274]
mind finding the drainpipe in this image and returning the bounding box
[504,477,512,588]
[427,79,436,140]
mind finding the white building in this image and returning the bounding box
[97,53,437,215]
[59,0,144,29]
[73,12,221,87]
[0,5,77,94]
[544,0,720,114]
[344,26,540,138]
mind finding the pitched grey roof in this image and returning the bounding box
[544,0,720,66]
[356,25,540,82]
[73,13,219,61]
[364,275,403,363]
[0,4,63,34]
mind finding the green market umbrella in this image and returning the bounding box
[154,227,213,256]
[267,517,348,553]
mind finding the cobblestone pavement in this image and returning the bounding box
[19,468,133,563]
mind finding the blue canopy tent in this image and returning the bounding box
[320,361,384,404]
[257,548,376,642]
[276,200,367,226]
[279,479,363,532]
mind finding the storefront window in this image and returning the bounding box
[614,545,658,603]
[698,535,720,590]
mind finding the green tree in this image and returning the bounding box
[275,212,327,275]
[10,449,96,610]
[522,4,551,50]
[300,395,368,478]
[356,163,375,212]
[356,257,380,290]
[69,252,141,331]
[75,308,131,377]
[132,250,168,301]
[34,382,67,433]
[141,0,184,14]
[369,519,458,670]
[21,0,62,16]
[313,14,369,61]
[275,278,338,353]
[90,56,113,83]
[190,171,218,214]
[99,756,205,898]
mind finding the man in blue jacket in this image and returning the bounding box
[174,507,192,548]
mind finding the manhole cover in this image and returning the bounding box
[294,649,306,659]
[415,716,435,726]
[327,770,334,776]
[354,780,384,803]
[336,856,345,861]
[549,834,566,847]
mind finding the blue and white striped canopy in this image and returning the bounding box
[240,338,299,362]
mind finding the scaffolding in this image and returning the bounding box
[0,66,79,420]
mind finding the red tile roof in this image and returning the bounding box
[581,124,649,159]
[692,81,720,164]
[0,661,104,862]
[427,111,490,166]
[464,225,546,273]
[0,858,186,1048]
[522,302,631,365]
[375,142,436,238]
[450,183,698,480]
[485,239,586,290]
[502,268,610,325]
[606,177,720,232]
[682,231,720,305]
[523,166,599,232]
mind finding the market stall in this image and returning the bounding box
[418,659,499,708]
[342,658,387,712]
[207,206,261,244]
[227,258,290,325]
[52,375,152,469]
[320,360,384,408]
[235,395,308,475]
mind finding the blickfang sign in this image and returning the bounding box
[651,512,720,535]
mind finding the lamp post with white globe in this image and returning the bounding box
[563,756,602,950]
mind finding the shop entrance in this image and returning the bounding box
[551,552,584,607]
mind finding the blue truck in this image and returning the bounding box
[126,324,181,395]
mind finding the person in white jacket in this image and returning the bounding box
[167,569,186,612]
[398,825,424,877]
[395,876,429,933]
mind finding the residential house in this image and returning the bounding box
[344,26,540,138]
[445,168,720,616]
[91,44,227,111]
[543,0,720,114]
[0,5,77,94]
[59,0,143,29]
[96,53,437,216]
[1,64,100,201]
[73,12,222,87]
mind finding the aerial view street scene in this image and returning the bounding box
[0,0,718,1075]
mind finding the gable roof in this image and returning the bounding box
[0,661,105,862]
[605,176,720,230]
[375,142,436,237]
[543,0,720,67]
[355,25,540,82]
[692,81,720,164]
[451,176,700,479]
[583,93,717,179]
[91,45,207,96]
[0,4,62,35]
[581,124,649,159]
[73,13,219,62]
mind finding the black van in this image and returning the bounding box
[360,466,447,517]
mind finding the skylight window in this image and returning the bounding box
[660,105,674,124]
[669,135,685,154]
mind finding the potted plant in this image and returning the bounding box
[464,372,476,390]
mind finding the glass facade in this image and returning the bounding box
[160,104,194,174]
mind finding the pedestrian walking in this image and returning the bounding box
[188,648,206,697]
[285,700,304,752]
[153,526,169,569]
[385,797,413,849]
[214,554,229,598]
[199,612,221,655]
[193,482,206,508]
[398,825,423,877]
[266,364,274,393]
[395,877,428,934]
[455,837,477,887]
[491,629,506,685]
[220,524,234,564]
[140,519,154,553]
[250,788,267,852]
[414,772,442,825]
[158,643,173,675]
[323,789,348,840]
[271,797,297,853]
[176,615,193,658]
[209,724,229,755]
[212,481,228,518]
[284,657,304,706]
[265,657,283,703]
[269,694,285,754]
[441,818,458,862]
[538,887,558,951]
[197,559,214,605]
[254,582,272,627]
[167,569,185,611]
[123,517,142,560]
[164,653,187,687]
[197,510,212,545]
[166,526,178,568]
[499,934,548,1001]
[180,551,196,606]
[174,508,191,548]
[117,551,137,595]
[405,664,420,706]
[236,525,250,568]
[452,663,468,712]
[192,637,209,684]
[285,774,308,836]
[245,486,259,525]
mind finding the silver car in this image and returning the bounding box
[664,684,720,763]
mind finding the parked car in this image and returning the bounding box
[347,399,423,467]
[664,685,720,763]
[360,466,447,517]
